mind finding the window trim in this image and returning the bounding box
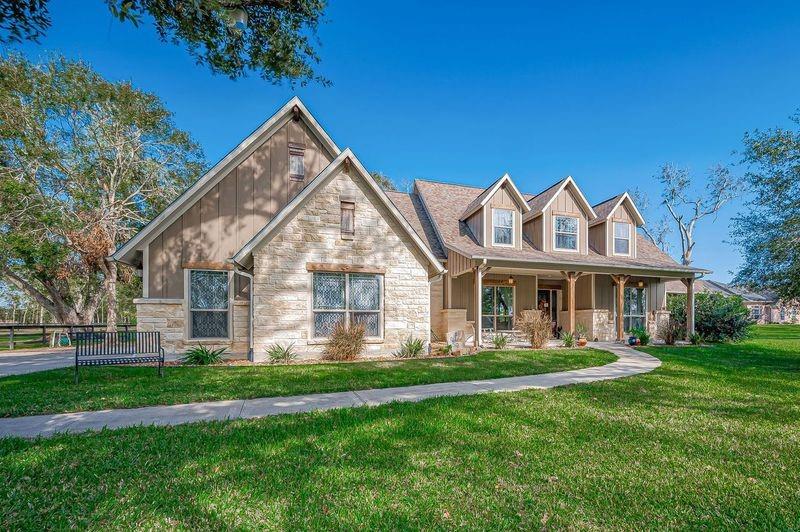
[185,269,233,341]
[491,208,515,247]
[308,272,384,343]
[288,143,305,181]
[553,214,580,252]
[613,221,632,256]
[481,283,516,332]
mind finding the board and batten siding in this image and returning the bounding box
[448,272,537,324]
[146,119,333,298]
[483,184,524,250]
[606,202,638,258]
[542,186,590,254]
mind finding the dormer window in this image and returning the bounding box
[554,215,578,251]
[613,221,631,255]
[492,208,514,246]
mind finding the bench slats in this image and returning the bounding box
[74,331,164,383]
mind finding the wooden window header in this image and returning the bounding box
[182,261,234,271]
[306,263,385,274]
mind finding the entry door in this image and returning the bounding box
[537,289,559,336]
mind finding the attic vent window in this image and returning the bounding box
[289,143,305,180]
[341,201,355,238]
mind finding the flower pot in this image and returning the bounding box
[628,336,637,346]
[577,338,588,347]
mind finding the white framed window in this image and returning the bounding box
[554,215,579,251]
[289,144,305,180]
[189,270,230,339]
[751,306,762,320]
[312,272,383,338]
[614,286,647,332]
[492,208,514,246]
[481,285,514,331]
[613,221,631,255]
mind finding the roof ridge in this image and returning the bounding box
[415,177,538,197]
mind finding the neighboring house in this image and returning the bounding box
[113,98,709,360]
[665,279,800,324]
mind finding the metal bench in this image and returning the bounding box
[74,331,164,383]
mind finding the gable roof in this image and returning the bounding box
[232,149,444,274]
[459,173,531,220]
[524,176,597,221]
[415,179,709,275]
[589,192,645,226]
[112,96,340,266]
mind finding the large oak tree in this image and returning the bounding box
[0,54,203,327]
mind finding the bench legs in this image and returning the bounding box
[74,363,79,384]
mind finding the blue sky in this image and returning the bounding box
[14,1,800,281]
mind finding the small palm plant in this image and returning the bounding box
[561,331,575,348]
[182,345,227,365]
[491,333,509,349]
[266,342,297,364]
[394,337,425,358]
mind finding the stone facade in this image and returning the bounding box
[135,298,249,355]
[250,167,431,361]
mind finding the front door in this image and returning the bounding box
[537,289,559,336]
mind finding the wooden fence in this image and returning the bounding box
[0,322,134,351]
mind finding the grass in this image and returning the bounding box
[0,348,614,417]
[0,326,798,529]
[0,333,48,351]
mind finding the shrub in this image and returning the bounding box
[690,332,703,345]
[630,326,650,346]
[182,345,226,365]
[491,333,509,349]
[266,342,296,364]
[395,336,425,358]
[562,330,575,348]
[439,344,454,356]
[516,310,551,349]
[323,322,366,361]
[659,318,682,345]
[669,292,752,342]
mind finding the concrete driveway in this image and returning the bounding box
[0,349,75,377]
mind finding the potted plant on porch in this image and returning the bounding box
[575,324,588,347]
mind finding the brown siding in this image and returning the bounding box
[589,222,606,254]
[485,183,524,250]
[523,216,544,250]
[544,186,590,254]
[466,211,483,246]
[576,274,593,310]
[147,118,333,297]
[605,202,638,258]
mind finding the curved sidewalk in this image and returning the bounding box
[0,343,660,439]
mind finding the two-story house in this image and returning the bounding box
[113,97,708,360]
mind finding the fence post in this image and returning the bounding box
[9,326,14,350]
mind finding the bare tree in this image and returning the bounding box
[631,188,673,253]
[655,163,740,265]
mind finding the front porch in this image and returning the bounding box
[431,254,697,348]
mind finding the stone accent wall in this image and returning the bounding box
[251,168,431,361]
[559,309,615,342]
[649,310,671,340]
[134,298,249,355]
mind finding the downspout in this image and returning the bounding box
[232,264,255,362]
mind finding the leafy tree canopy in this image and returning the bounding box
[0,53,203,324]
[732,113,800,300]
[0,0,328,85]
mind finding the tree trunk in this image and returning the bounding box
[105,258,118,332]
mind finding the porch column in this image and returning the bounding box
[474,264,487,348]
[561,271,583,333]
[681,277,695,339]
[611,274,631,341]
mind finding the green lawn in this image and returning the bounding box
[0,348,615,417]
[1,326,799,529]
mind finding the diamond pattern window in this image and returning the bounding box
[189,270,229,338]
[312,272,382,338]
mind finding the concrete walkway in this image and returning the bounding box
[0,343,659,439]
[0,348,186,377]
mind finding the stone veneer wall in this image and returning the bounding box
[250,168,431,361]
[135,298,249,355]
